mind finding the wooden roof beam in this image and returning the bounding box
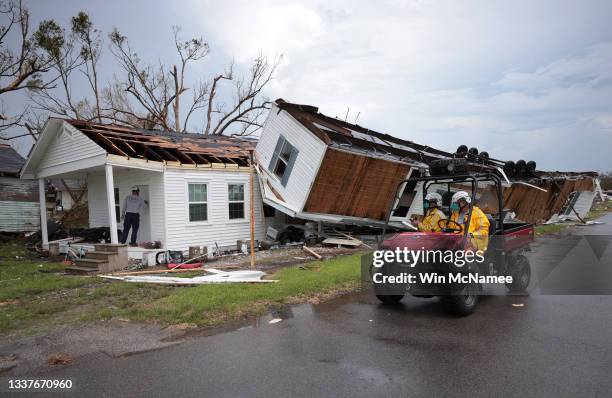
[91,131,129,157]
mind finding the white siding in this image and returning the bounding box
[87,168,165,244]
[255,104,327,212]
[38,123,105,174]
[164,168,266,252]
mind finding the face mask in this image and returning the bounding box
[450,202,460,212]
[423,200,430,210]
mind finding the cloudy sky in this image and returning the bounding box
[7,0,612,171]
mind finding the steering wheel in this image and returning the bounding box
[438,219,463,233]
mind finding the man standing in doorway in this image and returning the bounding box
[120,186,148,246]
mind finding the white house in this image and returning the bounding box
[21,119,268,252]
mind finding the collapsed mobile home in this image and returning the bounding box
[255,99,600,227]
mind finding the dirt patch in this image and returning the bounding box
[47,353,73,366]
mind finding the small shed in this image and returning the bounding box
[0,143,39,232]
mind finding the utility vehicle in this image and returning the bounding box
[375,167,533,315]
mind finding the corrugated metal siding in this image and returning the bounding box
[86,169,165,244]
[164,168,266,251]
[255,105,327,211]
[0,177,38,201]
[0,200,39,232]
[38,124,105,172]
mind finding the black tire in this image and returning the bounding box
[371,262,405,304]
[376,294,404,304]
[506,255,531,292]
[440,284,480,316]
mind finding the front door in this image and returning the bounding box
[136,185,151,243]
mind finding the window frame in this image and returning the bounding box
[187,182,209,224]
[227,183,246,221]
[271,136,296,182]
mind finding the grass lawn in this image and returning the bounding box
[0,243,363,336]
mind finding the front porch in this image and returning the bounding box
[24,153,164,249]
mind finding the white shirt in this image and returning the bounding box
[122,195,147,215]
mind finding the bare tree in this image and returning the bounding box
[205,52,281,136]
[109,27,281,135]
[0,0,62,134]
[71,11,102,122]
[27,11,107,126]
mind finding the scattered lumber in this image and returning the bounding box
[109,264,242,276]
[333,231,371,249]
[322,238,362,248]
[303,245,322,260]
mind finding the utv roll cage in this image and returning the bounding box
[381,172,504,249]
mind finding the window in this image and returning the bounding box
[228,183,245,220]
[114,188,120,222]
[188,183,208,222]
[270,135,299,186]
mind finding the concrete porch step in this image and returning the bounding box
[65,265,99,274]
[85,251,116,260]
[94,244,127,253]
[75,258,108,268]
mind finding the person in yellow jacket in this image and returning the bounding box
[448,190,490,252]
[411,192,446,232]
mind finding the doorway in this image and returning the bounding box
[136,185,151,243]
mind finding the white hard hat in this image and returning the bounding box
[451,190,471,204]
[131,186,140,192]
[425,192,442,203]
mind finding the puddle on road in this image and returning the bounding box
[167,291,367,342]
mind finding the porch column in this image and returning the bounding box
[38,178,48,249]
[105,164,119,244]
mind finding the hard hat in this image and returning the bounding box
[451,190,471,204]
[425,192,442,203]
[131,186,140,192]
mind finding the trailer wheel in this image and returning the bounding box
[506,255,531,293]
[440,284,480,316]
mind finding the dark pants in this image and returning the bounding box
[121,212,140,245]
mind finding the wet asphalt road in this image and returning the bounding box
[22,215,612,397]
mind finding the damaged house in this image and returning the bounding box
[21,119,270,259]
[0,143,40,232]
[255,99,600,227]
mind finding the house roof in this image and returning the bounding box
[66,120,255,166]
[0,143,26,176]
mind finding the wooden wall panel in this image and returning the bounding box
[303,149,410,220]
[476,177,594,224]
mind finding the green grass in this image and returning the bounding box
[125,255,362,326]
[0,260,96,301]
[0,248,363,335]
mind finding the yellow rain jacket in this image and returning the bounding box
[417,208,446,232]
[449,206,490,251]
